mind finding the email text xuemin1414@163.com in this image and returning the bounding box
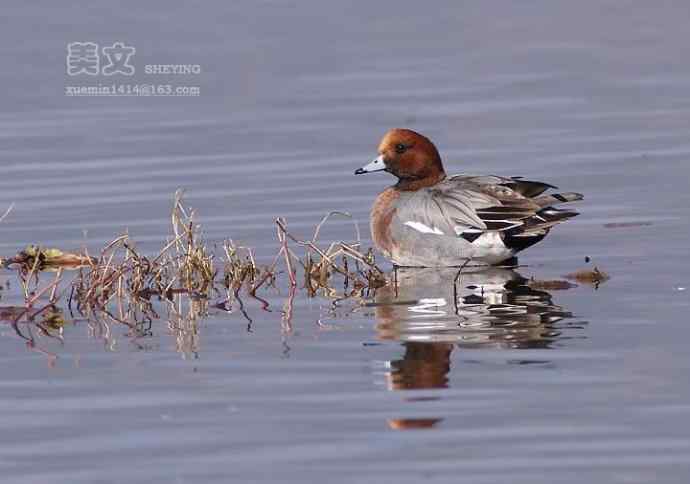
[65,84,201,97]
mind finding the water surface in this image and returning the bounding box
[1,1,690,483]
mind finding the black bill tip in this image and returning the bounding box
[354,168,366,175]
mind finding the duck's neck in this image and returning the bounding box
[395,171,446,191]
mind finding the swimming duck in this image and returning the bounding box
[355,129,583,266]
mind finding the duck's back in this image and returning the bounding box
[372,175,583,267]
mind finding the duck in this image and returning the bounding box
[354,128,583,267]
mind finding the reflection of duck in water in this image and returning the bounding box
[386,341,453,429]
[373,267,575,430]
[374,267,572,349]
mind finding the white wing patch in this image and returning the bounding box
[453,224,483,236]
[404,221,444,235]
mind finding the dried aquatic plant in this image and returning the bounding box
[169,189,216,294]
[72,191,219,317]
[564,267,610,288]
[1,190,387,352]
[0,203,13,225]
[275,213,386,297]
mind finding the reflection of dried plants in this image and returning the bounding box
[165,292,207,358]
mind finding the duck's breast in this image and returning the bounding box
[370,187,400,258]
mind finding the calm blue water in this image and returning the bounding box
[1,1,690,483]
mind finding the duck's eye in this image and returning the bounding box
[395,143,407,154]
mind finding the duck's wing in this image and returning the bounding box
[398,175,583,243]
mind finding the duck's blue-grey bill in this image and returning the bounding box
[355,155,386,175]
